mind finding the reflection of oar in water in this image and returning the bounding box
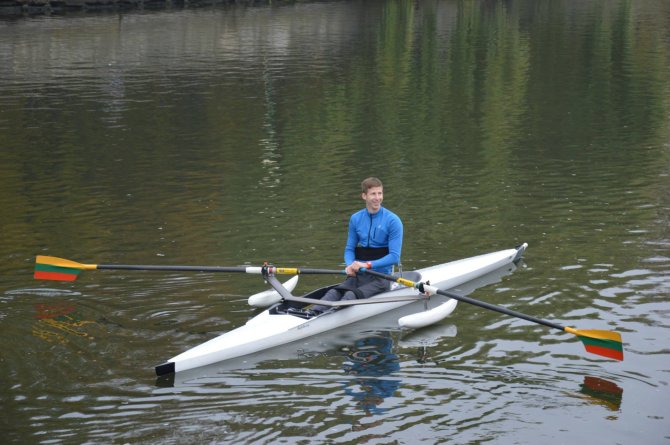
[580,376,623,410]
[361,268,624,361]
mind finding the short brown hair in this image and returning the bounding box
[361,177,383,193]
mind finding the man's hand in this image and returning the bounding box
[345,261,370,276]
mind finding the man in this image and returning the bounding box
[310,177,403,314]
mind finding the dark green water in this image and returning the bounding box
[1,1,669,443]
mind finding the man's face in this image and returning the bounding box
[362,186,383,213]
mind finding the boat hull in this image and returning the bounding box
[155,243,526,375]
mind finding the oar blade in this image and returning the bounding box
[34,256,94,281]
[572,329,624,361]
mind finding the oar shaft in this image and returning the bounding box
[294,268,346,275]
[96,264,345,275]
[363,269,565,332]
[97,264,252,273]
[439,288,564,331]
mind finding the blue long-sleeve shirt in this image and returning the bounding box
[344,206,403,275]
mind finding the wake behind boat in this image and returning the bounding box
[154,244,528,376]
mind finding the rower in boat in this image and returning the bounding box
[301,177,403,317]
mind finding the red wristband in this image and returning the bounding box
[365,262,372,270]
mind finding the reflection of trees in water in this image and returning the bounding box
[258,54,281,195]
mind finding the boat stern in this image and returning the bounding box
[155,361,175,376]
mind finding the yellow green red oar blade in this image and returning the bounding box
[34,256,97,281]
[565,328,624,361]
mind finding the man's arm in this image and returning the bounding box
[344,214,358,267]
[369,215,402,270]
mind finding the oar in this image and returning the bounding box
[362,268,624,361]
[34,255,344,282]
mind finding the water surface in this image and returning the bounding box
[1,1,669,443]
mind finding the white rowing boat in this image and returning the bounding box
[154,243,528,376]
[159,260,519,387]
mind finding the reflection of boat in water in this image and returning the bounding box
[157,258,521,388]
[398,323,458,348]
[397,323,458,365]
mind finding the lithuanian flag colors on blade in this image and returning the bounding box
[566,327,624,361]
[34,256,95,281]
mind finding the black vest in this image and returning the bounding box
[355,246,389,261]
